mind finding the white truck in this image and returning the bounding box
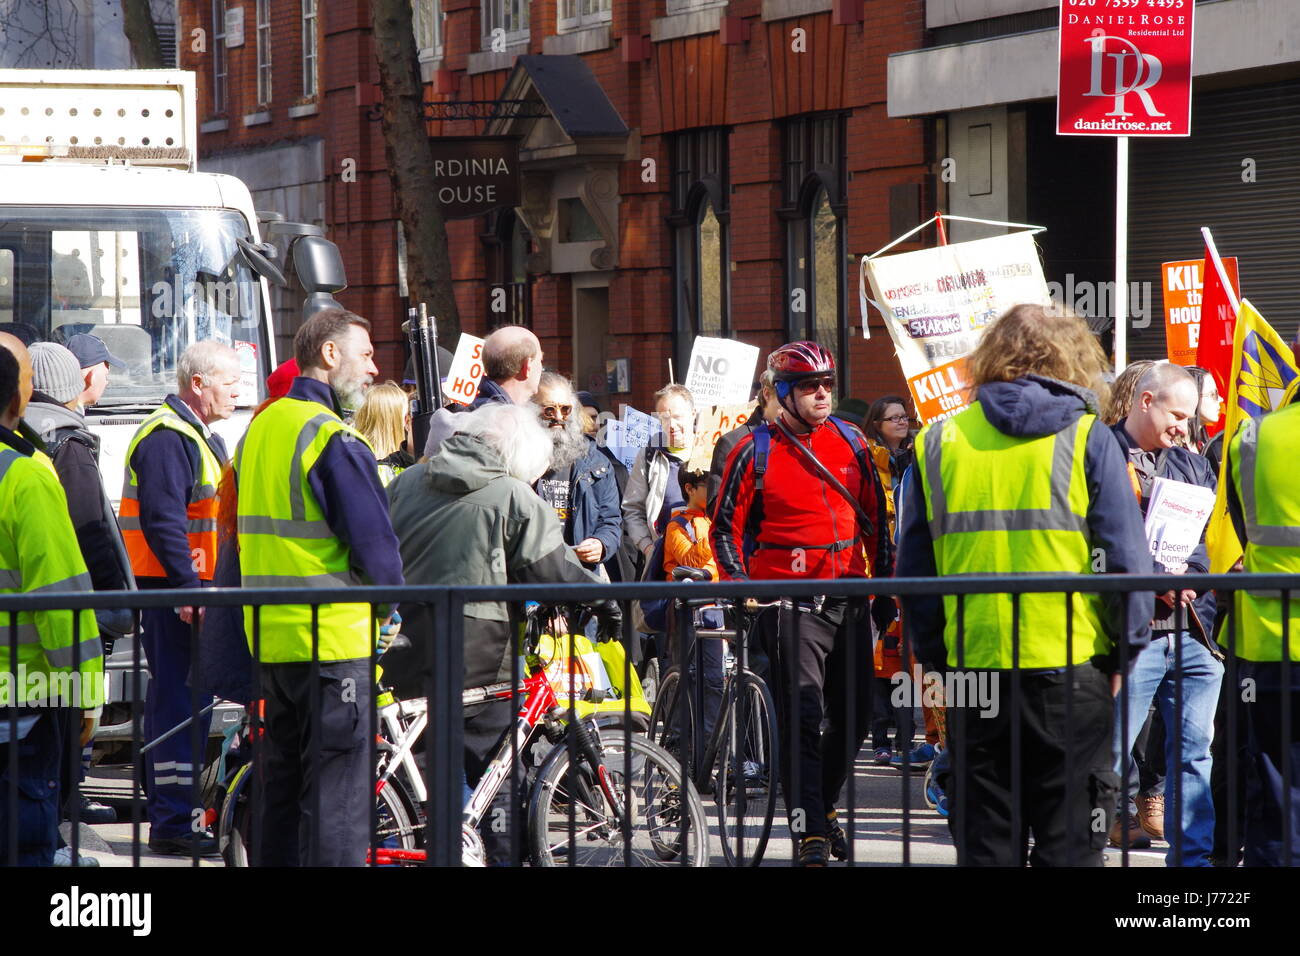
[0,69,346,771]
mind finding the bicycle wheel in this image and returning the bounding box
[714,671,778,867]
[646,668,697,773]
[528,733,710,866]
[372,779,421,859]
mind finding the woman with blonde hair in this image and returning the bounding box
[354,381,415,486]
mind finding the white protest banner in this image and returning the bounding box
[687,404,753,471]
[1144,477,1217,573]
[684,336,760,406]
[601,405,660,472]
[861,231,1051,421]
[441,333,486,404]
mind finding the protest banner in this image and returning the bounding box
[863,231,1050,422]
[686,404,752,471]
[441,333,486,404]
[684,336,760,406]
[601,405,660,472]
[1162,257,1239,366]
[1145,477,1216,573]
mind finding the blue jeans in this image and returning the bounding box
[1114,632,1223,866]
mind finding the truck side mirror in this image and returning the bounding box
[291,236,349,321]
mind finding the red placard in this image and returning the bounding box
[1057,0,1195,137]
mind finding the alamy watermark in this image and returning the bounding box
[1046,275,1153,329]
[890,663,1000,719]
[0,667,107,708]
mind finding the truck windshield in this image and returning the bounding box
[0,206,267,408]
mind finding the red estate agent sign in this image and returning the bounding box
[1057,0,1195,137]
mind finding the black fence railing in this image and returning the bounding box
[2,574,1296,867]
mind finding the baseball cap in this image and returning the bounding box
[66,333,125,370]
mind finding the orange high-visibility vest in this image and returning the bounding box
[119,403,223,580]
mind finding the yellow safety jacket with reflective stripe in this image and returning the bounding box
[0,445,103,708]
[235,397,376,663]
[120,403,222,581]
[1230,405,1300,662]
[914,402,1109,669]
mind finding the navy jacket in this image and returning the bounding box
[896,375,1154,671]
[537,436,622,569]
[1111,422,1218,638]
[131,395,228,589]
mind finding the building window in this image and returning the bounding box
[212,0,227,113]
[670,128,730,372]
[301,0,318,98]
[781,113,848,392]
[557,0,611,33]
[413,0,444,60]
[665,0,728,14]
[481,0,529,51]
[485,210,532,329]
[256,0,272,107]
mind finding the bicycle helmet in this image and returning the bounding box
[767,341,835,429]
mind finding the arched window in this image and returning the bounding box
[781,114,848,393]
[670,128,730,374]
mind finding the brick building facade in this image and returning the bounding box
[179,0,931,411]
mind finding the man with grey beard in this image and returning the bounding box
[532,371,622,573]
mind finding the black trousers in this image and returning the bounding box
[947,663,1116,867]
[0,709,67,866]
[1240,661,1300,866]
[254,659,371,867]
[463,698,521,866]
[762,599,871,842]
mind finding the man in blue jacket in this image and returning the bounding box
[1111,362,1221,865]
[532,372,621,573]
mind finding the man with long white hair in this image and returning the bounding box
[532,371,621,574]
[387,401,619,863]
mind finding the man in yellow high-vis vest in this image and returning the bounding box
[1227,402,1300,865]
[897,305,1153,866]
[121,340,239,856]
[235,308,403,867]
[1,338,103,866]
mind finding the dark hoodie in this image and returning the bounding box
[896,375,1153,671]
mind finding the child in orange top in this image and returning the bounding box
[663,468,717,582]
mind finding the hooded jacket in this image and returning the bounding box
[387,431,599,689]
[24,393,130,598]
[896,375,1154,671]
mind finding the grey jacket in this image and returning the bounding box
[620,446,674,557]
[387,432,599,688]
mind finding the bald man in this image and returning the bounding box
[0,332,43,453]
[421,324,545,457]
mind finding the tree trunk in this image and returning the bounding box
[120,0,166,68]
[369,0,461,341]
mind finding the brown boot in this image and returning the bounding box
[1136,793,1165,840]
[1108,814,1152,849]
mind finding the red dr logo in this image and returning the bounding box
[1084,33,1165,119]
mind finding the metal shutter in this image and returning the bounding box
[1126,77,1300,361]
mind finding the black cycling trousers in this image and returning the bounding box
[946,663,1115,867]
[762,600,871,842]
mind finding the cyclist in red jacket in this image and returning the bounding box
[711,341,893,866]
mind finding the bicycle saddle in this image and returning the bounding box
[672,566,712,582]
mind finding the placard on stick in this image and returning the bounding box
[684,337,760,406]
[442,333,486,405]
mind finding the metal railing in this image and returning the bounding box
[2,572,1296,867]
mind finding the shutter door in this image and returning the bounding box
[1126,77,1300,362]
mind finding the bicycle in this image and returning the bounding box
[646,572,781,867]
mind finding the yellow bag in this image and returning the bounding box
[532,632,651,730]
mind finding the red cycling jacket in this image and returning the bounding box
[709,418,891,581]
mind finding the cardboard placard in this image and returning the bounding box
[906,355,972,425]
[1161,257,1239,366]
[686,404,752,471]
[441,333,486,405]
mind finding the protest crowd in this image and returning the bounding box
[2,282,1299,869]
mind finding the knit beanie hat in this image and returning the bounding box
[30,342,84,405]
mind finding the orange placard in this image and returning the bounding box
[906,356,972,425]
[1162,257,1239,367]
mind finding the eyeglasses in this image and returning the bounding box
[794,375,836,395]
[879,414,910,424]
[539,404,572,419]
